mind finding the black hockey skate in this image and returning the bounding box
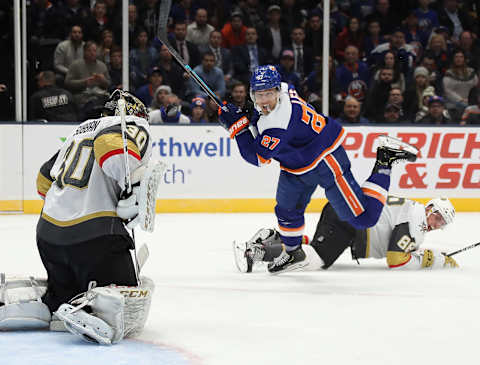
[267,245,307,274]
[373,135,418,174]
[233,229,278,273]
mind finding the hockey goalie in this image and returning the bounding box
[0,90,165,345]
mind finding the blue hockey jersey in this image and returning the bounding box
[236,83,345,175]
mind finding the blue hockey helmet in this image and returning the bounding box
[250,65,281,92]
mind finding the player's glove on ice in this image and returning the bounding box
[218,103,250,138]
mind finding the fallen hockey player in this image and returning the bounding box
[234,197,459,272]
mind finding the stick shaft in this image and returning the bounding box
[446,242,480,257]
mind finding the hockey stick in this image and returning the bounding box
[157,0,225,109]
[446,242,480,257]
[118,98,142,282]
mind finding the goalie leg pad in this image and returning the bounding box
[55,284,126,345]
[0,274,51,330]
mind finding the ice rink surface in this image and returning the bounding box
[1,212,480,365]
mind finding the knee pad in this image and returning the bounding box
[0,274,51,330]
[311,204,357,269]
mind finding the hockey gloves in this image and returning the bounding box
[218,103,250,139]
[116,186,140,229]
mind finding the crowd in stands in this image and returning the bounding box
[1,0,480,125]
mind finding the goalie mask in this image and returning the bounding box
[426,197,455,230]
[103,89,149,122]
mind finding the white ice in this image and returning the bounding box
[1,212,480,365]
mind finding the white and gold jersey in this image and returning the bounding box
[362,197,429,269]
[36,115,151,245]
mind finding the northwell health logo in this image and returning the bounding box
[152,137,232,157]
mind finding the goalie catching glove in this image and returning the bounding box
[116,160,166,232]
[218,103,250,139]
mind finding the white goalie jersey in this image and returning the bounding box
[36,115,151,245]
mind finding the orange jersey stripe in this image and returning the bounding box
[280,128,345,174]
[325,154,364,216]
[362,187,387,205]
[278,224,305,232]
[257,154,271,165]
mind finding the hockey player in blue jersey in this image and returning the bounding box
[219,65,418,274]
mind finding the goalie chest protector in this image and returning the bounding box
[37,116,151,245]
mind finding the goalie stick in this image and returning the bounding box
[446,242,480,257]
[118,98,142,282]
[157,0,226,110]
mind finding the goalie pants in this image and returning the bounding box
[37,234,138,314]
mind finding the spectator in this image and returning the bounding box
[30,0,64,40]
[229,81,249,109]
[83,0,109,42]
[170,20,201,68]
[381,103,403,123]
[290,27,314,80]
[443,49,478,117]
[424,33,450,75]
[129,28,158,90]
[189,97,209,123]
[372,51,406,92]
[113,4,140,48]
[221,11,247,49]
[58,0,90,39]
[236,0,266,30]
[305,56,341,116]
[335,96,370,124]
[54,25,85,77]
[458,31,480,71]
[437,0,476,41]
[150,85,172,111]
[187,51,226,100]
[232,27,270,84]
[418,95,452,123]
[335,45,370,102]
[150,93,190,124]
[402,11,429,48]
[334,17,365,61]
[364,19,385,58]
[96,29,115,66]
[258,4,289,62]
[364,67,395,121]
[461,92,480,125]
[370,28,416,77]
[366,0,398,36]
[108,46,123,92]
[414,0,439,34]
[199,30,233,84]
[186,8,215,48]
[30,71,77,122]
[404,66,432,120]
[157,44,187,99]
[388,86,405,110]
[169,0,194,24]
[421,53,443,94]
[64,41,110,110]
[276,50,301,91]
[135,66,164,108]
[414,86,437,121]
[138,0,160,41]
